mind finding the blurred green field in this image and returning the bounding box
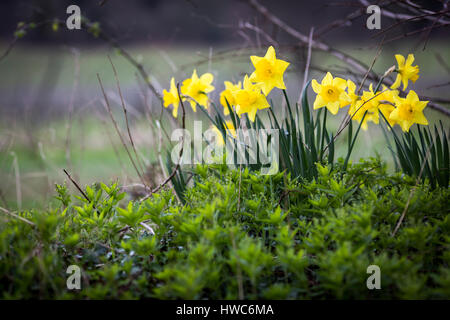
[0,42,449,210]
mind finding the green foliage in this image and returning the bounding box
[381,115,449,188]
[0,159,448,299]
[194,82,365,187]
[266,86,334,180]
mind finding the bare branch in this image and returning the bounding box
[97,73,148,187]
[0,206,35,226]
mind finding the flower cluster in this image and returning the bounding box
[312,54,428,132]
[162,46,290,123]
[225,46,289,122]
[163,69,215,118]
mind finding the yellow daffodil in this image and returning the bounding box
[348,84,382,130]
[163,77,180,118]
[220,81,241,115]
[391,54,419,90]
[378,86,399,128]
[249,46,290,96]
[211,120,236,146]
[347,79,360,111]
[389,90,428,132]
[235,75,270,122]
[181,69,215,112]
[349,84,400,130]
[312,72,351,115]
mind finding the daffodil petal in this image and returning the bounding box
[414,112,428,125]
[405,54,415,66]
[264,46,276,62]
[200,73,214,84]
[323,72,333,86]
[327,101,340,115]
[407,90,419,103]
[250,55,263,67]
[347,79,356,93]
[311,79,321,94]
[395,54,405,68]
[333,77,347,90]
[313,95,326,110]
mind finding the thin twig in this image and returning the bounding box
[97,73,148,187]
[434,52,450,74]
[336,38,384,135]
[140,221,155,235]
[391,139,435,237]
[0,206,35,226]
[230,230,244,300]
[63,169,89,202]
[140,83,186,202]
[323,89,388,153]
[299,27,314,103]
[108,55,147,176]
[11,152,22,211]
[246,0,372,75]
[0,188,8,209]
[245,0,449,116]
[65,48,80,172]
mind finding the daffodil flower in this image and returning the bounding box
[348,84,383,130]
[347,79,375,130]
[347,79,360,111]
[377,86,399,128]
[390,90,428,132]
[249,46,290,96]
[312,72,350,115]
[220,81,241,115]
[391,54,419,91]
[211,121,236,146]
[181,69,215,112]
[163,77,180,118]
[235,75,270,122]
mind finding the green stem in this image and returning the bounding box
[344,110,368,171]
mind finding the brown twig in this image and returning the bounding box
[426,81,450,90]
[245,0,450,116]
[108,55,147,176]
[0,188,8,209]
[246,0,372,75]
[323,89,389,154]
[140,83,186,202]
[315,6,366,38]
[94,106,130,181]
[391,139,435,237]
[299,27,314,103]
[380,22,449,44]
[335,38,384,135]
[360,0,450,25]
[0,206,35,226]
[63,168,90,202]
[0,19,164,105]
[97,73,148,188]
[230,230,245,300]
[434,52,450,74]
[11,152,22,211]
[65,48,80,173]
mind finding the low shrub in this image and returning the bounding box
[0,158,449,299]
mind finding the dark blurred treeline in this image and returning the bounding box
[0,0,445,46]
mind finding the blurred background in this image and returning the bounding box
[0,0,449,209]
